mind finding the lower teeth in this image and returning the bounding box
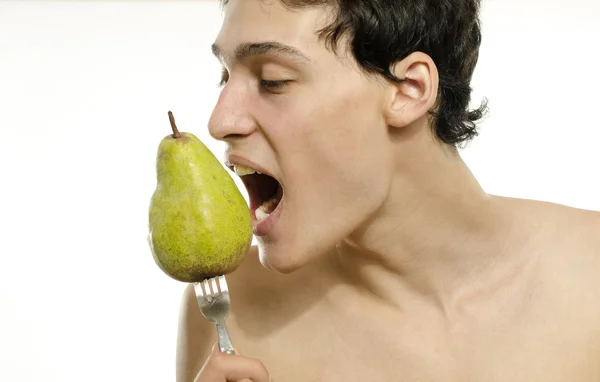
[255,195,280,221]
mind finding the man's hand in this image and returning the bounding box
[194,343,273,382]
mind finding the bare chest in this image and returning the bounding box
[225,244,600,382]
[228,308,600,382]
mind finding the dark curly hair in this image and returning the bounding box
[220,0,488,147]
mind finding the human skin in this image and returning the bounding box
[176,1,600,381]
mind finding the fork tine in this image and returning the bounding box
[194,280,205,297]
[215,277,222,294]
[193,276,229,304]
[218,275,228,292]
[210,277,220,296]
[204,279,215,302]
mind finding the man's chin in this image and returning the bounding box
[257,242,308,275]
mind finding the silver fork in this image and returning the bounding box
[194,275,236,355]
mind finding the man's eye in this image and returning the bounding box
[260,79,291,91]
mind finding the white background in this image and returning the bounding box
[0,0,598,381]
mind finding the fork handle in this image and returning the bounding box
[216,320,236,355]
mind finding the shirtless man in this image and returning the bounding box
[176,0,600,381]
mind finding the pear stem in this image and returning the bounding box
[168,111,181,138]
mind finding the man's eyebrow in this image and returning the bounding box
[211,41,311,63]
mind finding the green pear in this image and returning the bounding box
[148,111,252,282]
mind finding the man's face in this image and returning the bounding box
[209,0,395,272]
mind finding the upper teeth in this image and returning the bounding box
[234,165,257,176]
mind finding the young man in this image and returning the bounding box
[177,0,600,380]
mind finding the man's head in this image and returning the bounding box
[208,0,487,272]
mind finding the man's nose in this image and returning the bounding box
[208,84,256,142]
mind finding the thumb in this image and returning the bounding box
[212,342,242,355]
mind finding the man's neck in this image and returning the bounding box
[330,139,536,315]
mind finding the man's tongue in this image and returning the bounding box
[255,185,282,221]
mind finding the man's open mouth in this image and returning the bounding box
[234,165,283,222]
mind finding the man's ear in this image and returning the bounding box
[384,52,439,128]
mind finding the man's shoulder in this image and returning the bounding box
[539,200,600,253]
[499,197,599,287]
[508,197,598,246]
[525,199,600,295]
[507,199,600,338]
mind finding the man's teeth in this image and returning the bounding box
[234,165,256,176]
[255,194,281,222]
[234,165,261,176]
[255,208,270,221]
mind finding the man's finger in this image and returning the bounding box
[206,350,270,382]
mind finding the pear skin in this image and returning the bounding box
[148,111,252,282]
